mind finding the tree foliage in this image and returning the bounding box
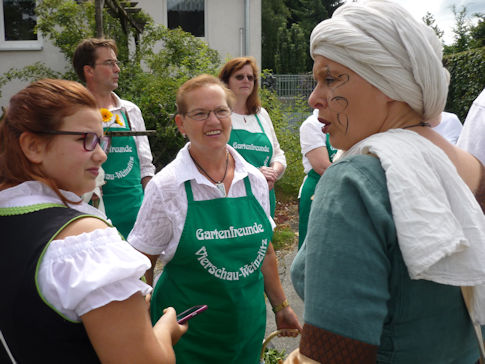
[0,0,221,168]
[422,11,444,40]
[262,0,344,73]
[444,47,485,122]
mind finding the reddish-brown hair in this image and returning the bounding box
[176,74,235,115]
[218,56,261,115]
[0,79,97,204]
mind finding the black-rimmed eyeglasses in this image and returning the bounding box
[184,108,231,121]
[37,131,110,152]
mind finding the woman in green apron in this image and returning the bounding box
[298,109,337,249]
[219,57,286,217]
[129,75,301,364]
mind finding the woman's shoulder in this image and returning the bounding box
[325,154,387,193]
[55,216,110,241]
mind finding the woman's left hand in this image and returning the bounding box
[275,306,302,337]
[259,166,278,190]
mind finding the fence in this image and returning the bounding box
[271,74,316,100]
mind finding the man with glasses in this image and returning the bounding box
[73,38,155,238]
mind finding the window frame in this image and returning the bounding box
[0,0,43,51]
[166,0,207,39]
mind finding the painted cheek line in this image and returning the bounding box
[337,113,349,134]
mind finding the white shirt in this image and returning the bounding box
[0,181,151,321]
[128,144,275,265]
[231,107,287,173]
[457,88,485,165]
[432,112,462,144]
[111,93,156,178]
[300,109,326,174]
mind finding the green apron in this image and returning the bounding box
[150,177,273,364]
[229,114,276,217]
[102,109,143,238]
[298,134,337,249]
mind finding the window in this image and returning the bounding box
[167,0,204,37]
[0,0,42,50]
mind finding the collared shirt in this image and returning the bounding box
[111,93,156,178]
[128,143,275,264]
[300,109,326,174]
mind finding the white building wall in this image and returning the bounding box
[0,41,68,108]
[0,0,261,108]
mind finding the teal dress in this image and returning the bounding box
[292,154,479,363]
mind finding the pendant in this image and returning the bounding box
[216,182,226,197]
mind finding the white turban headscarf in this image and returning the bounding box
[310,0,450,121]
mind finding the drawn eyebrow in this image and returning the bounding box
[315,65,331,80]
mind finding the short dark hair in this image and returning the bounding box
[72,38,118,82]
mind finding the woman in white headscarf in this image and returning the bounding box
[287,1,485,363]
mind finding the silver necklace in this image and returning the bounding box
[189,150,229,197]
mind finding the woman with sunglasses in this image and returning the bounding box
[219,57,286,217]
[0,79,186,364]
[129,74,301,364]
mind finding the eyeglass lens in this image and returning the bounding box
[235,74,254,81]
[85,133,110,152]
[187,108,231,121]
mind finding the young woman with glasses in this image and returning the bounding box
[0,79,186,364]
[129,74,301,364]
[219,57,286,217]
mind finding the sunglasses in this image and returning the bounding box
[38,131,110,152]
[234,74,255,82]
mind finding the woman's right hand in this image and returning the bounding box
[154,307,188,345]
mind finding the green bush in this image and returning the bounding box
[444,47,485,121]
[260,73,308,200]
[0,0,221,169]
[0,0,308,199]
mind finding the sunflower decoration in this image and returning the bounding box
[100,108,113,122]
[115,114,123,126]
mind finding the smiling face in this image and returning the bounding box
[309,55,390,150]
[39,107,107,196]
[175,84,232,158]
[227,64,255,100]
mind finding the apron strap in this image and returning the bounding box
[184,180,194,203]
[254,113,265,133]
[243,176,253,197]
[120,107,132,129]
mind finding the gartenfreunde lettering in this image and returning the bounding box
[196,222,264,240]
[232,142,270,153]
[195,239,268,281]
[109,145,133,153]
